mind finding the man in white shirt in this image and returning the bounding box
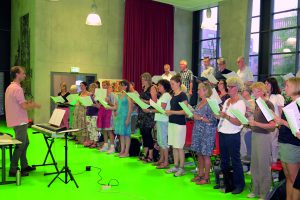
[201,57,215,78]
[236,56,254,86]
[161,64,173,81]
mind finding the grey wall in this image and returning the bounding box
[174,8,193,72]
[219,0,250,70]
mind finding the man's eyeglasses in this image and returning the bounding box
[227,85,237,89]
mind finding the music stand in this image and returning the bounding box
[48,129,79,188]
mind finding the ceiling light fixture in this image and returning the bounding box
[86,0,102,26]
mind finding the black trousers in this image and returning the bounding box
[140,127,154,150]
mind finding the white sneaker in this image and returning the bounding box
[166,167,179,174]
[107,146,115,154]
[247,193,256,198]
[174,168,185,177]
[99,143,109,152]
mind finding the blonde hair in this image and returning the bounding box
[70,85,77,91]
[287,77,300,96]
[140,72,152,86]
[198,83,212,98]
[251,82,268,95]
[102,80,111,87]
[89,83,98,92]
[227,77,244,92]
[179,59,187,65]
[164,64,170,69]
[217,58,226,64]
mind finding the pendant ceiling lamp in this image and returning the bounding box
[86,0,102,26]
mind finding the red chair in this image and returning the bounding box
[212,130,220,156]
[185,120,194,148]
[211,130,220,174]
[271,160,283,186]
[184,121,197,168]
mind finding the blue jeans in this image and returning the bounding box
[219,132,245,189]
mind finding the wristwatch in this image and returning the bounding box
[200,116,204,121]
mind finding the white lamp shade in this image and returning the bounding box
[201,21,217,31]
[86,13,102,26]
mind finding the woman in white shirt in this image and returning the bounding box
[216,77,246,194]
[265,77,285,163]
[143,79,172,169]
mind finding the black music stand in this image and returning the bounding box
[32,132,59,175]
[48,129,79,188]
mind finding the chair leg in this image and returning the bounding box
[9,145,13,160]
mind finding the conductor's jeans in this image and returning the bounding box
[10,124,29,172]
[219,132,245,190]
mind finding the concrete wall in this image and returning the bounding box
[12,0,125,123]
[174,8,193,72]
[219,0,250,70]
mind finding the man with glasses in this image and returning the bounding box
[215,58,232,80]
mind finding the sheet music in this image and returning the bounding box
[209,88,222,104]
[179,102,193,118]
[152,76,162,84]
[282,101,300,136]
[95,88,107,101]
[49,109,66,127]
[229,108,249,125]
[150,99,166,114]
[126,92,150,109]
[281,73,295,81]
[50,96,65,104]
[256,97,274,122]
[99,99,111,109]
[207,98,220,115]
[206,73,218,84]
[79,96,94,106]
[223,71,238,79]
[66,94,79,105]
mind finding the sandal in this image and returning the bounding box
[119,154,129,158]
[152,161,163,166]
[156,163,169,169]
[191,175,204,182]
[89,143,97,148]
[139,156,146,161]
[196,178,210,185]
[143,157,153,163]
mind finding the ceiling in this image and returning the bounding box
[155,0,222,11]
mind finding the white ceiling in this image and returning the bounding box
[155,0,222,11]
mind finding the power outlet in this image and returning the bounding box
[86,166,91,171]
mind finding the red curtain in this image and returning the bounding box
[122,0,174,92]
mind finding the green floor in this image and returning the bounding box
[0,122,253,200]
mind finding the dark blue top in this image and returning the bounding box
[169,92,188,125]
[86,95,98,116]
[278,104,300,146]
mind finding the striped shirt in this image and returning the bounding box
[179,69,193,91]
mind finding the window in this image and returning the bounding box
[249,0,261,80]
[199,7,221,73]
[271,0,299,76]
